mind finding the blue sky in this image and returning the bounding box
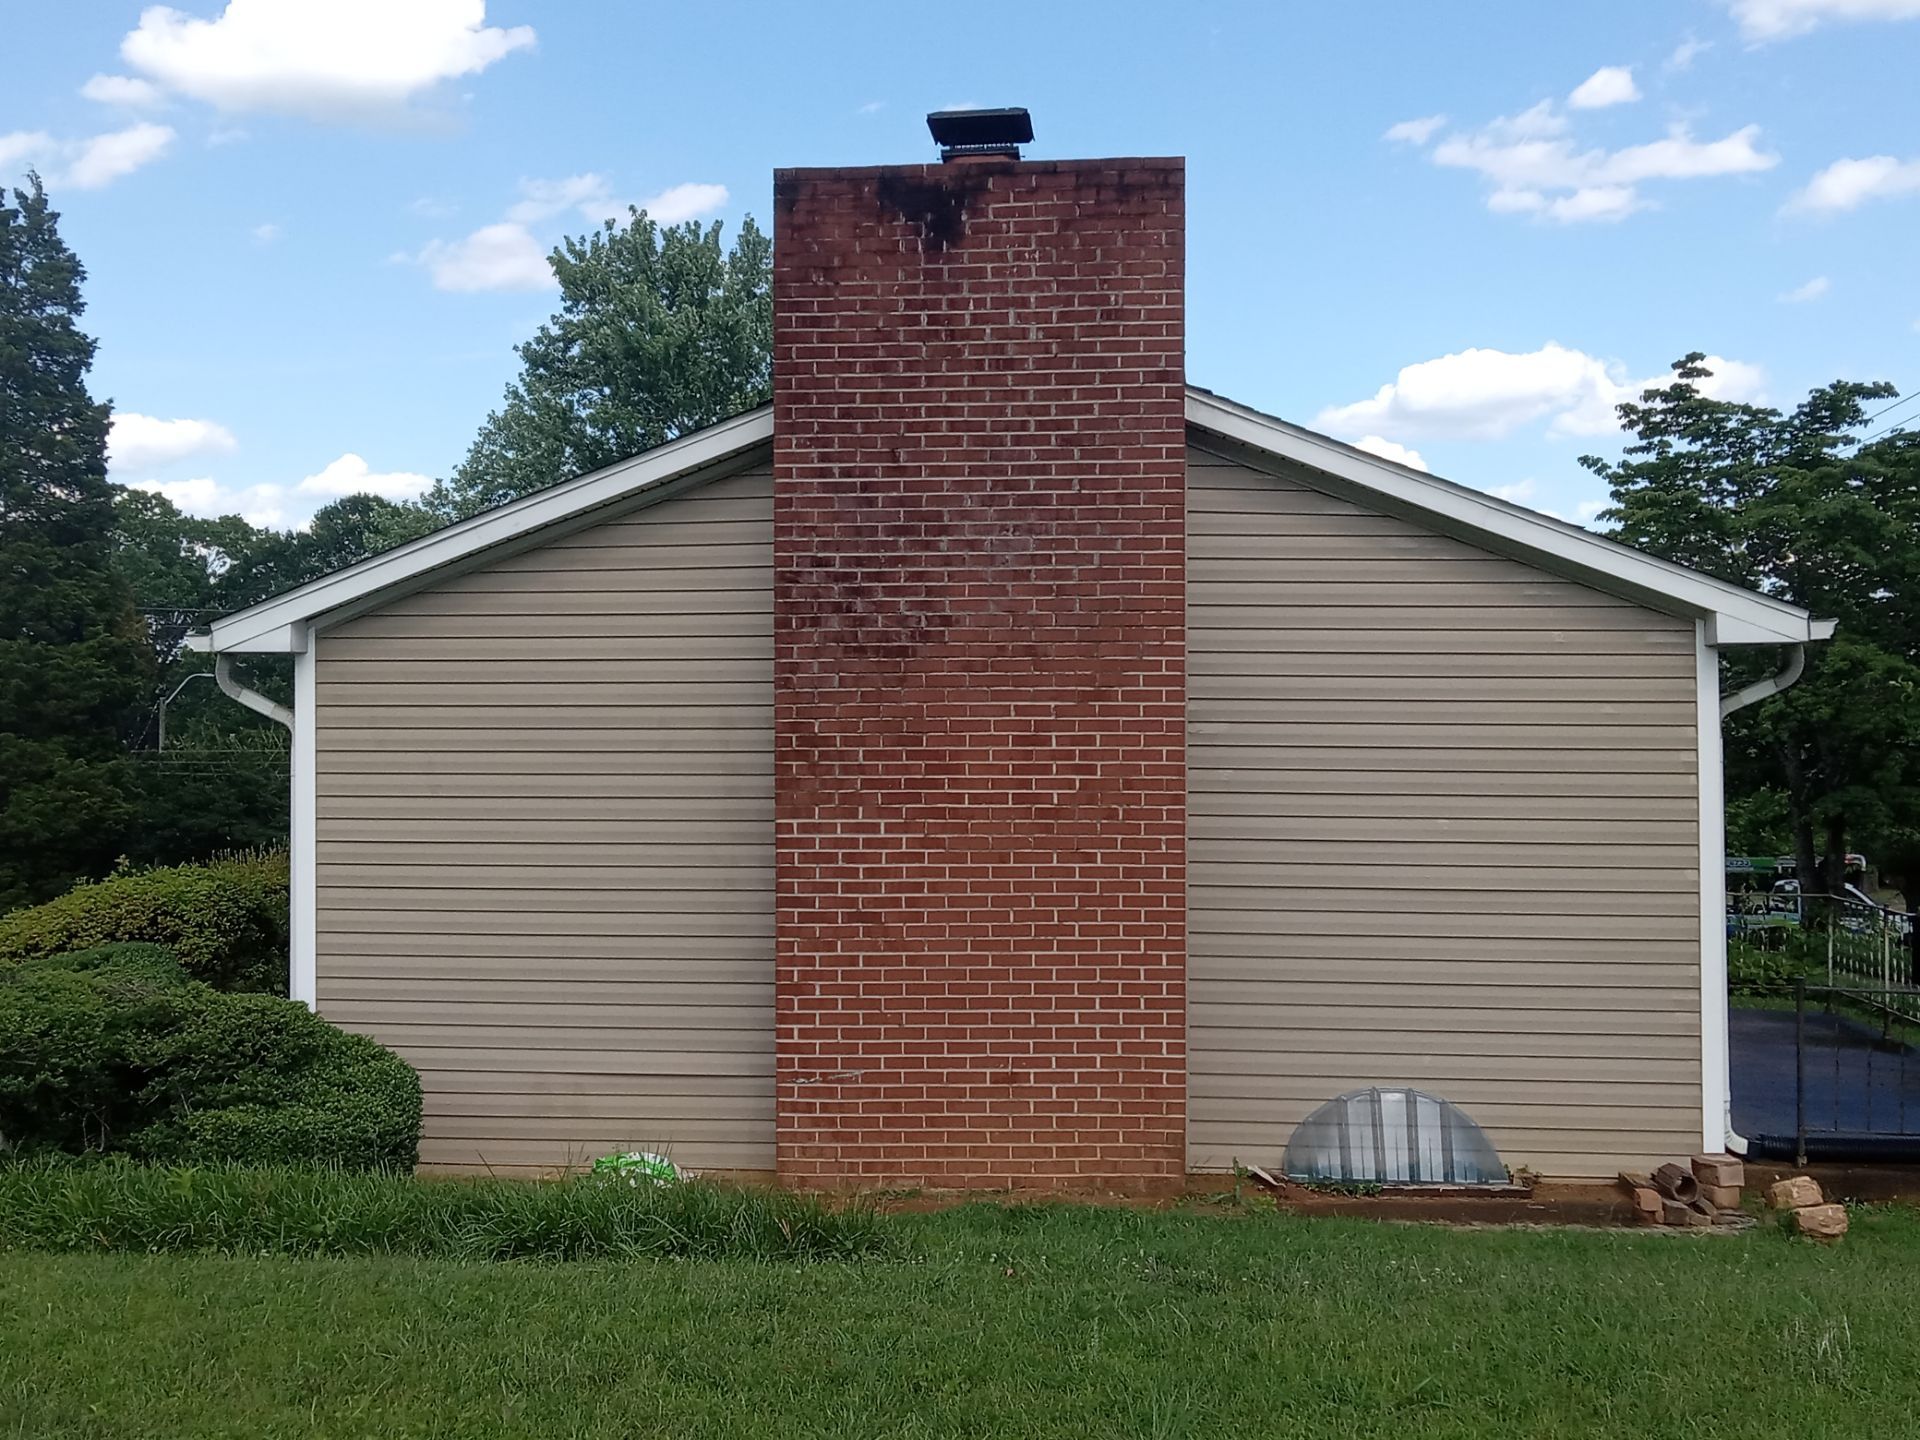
[6,0,1916,529]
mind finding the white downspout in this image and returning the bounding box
[1721,644,1806,722]
[1712,641,1810,1155]
[210,650,313,1008]
[214,654,294,730]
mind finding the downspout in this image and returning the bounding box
[1714,641,1809,1155]
[1720,644,1805,722]
[214,654,294,731]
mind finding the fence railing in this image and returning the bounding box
[1823,894,1919,998]
[1729,890,1917,1013]
[1774,980,1920,1165]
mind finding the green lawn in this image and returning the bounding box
[5,1201,1916,1439]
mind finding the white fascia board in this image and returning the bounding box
[197,406,775,654]
[1186,388,1827,647]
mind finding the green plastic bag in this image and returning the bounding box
[590,1150,684,1186]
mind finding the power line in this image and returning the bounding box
[1861,393,1920,442]
[1862,388,1918,426]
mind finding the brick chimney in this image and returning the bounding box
[771,136,1186,1192]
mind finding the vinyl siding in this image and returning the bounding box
[1185,443,1701,1180]
[313,463,775,1174]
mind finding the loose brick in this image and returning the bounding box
[1768,1175,1824,1210]
[1791,1203,1849,1240]
[1691,1154,1745,1189]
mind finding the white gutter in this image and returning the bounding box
[1710,640,1816,1155]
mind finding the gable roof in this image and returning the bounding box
[189,388,1829,655]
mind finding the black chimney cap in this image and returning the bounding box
[927,107,1032,160]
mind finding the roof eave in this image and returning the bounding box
[195,406,776,654]
[1184,387,1828,648]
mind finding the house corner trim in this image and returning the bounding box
[290,626,318,1010]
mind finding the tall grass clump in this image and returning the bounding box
[0,1161,895,1263]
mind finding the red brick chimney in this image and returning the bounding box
[771,131,1187,1192]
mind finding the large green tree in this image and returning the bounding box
[0,179,153,909]
[426,211,772,520]
[1584,355,1920,909]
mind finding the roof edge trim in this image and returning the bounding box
[191,406,775,654]
[1185,387,1828,647]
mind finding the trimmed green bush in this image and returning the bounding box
[0,853,289,992]
[0,948,419,1170]
[0,1161,894,1262]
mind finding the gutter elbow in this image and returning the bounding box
[214,654,295,731]
[1720,643,1806,721]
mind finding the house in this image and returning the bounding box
[190,118,1831,1190]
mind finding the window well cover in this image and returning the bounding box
[1282,1087,1507,1185]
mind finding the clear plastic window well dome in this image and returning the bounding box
[1282,1087,1508,1186]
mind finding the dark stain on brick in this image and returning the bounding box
[873,172,984,253]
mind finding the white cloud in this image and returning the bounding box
[109,413,239,471]
[1316,343,1766,443]
[1486,478,1609,526]
[1351,436,1429,471]
[80,74,166,108]
[0,123,175,190]
[858,100,886,116]
[505,173,730,230]
[1525,185,1644,223]
[413,174,728,294]
[1778,275,1831,303]
[251,221,281,243]
[296,452,432,501]
[129,475,287,528]
[1786,155,1920,213]
[1666,37,1712,69]
[128,450,431,527]
[507,173,609,224]
[63,123,175,188]
[1568,66,1640,109]
[411,222,554,292]
[119,0,536,124]
[1419,99,1776,223]
[1384,114,1447,145]
[1725,0,1920,39]
[636,182,729,225]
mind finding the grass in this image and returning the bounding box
[7,1196,1920,1438]
[0,1161,888,1262]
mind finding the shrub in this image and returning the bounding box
[1729,931,1826,994]
[0,1161,894,1262]
[0,853,288,993]
[0,949,419,1171]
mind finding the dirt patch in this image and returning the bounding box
[1745,1160,1920,1205]
[868,1177,1643,1227]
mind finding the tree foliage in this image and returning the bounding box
[1583,355,1920,908]
[426,212,772,519]
[0,179,153,910]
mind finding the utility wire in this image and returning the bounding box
[1862,388,1918,426]
[1860,393,1920,442]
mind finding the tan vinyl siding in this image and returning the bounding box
[1186,443,1700,1180]
[313,463,775,1174]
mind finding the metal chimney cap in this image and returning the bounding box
[927,107,1032,160]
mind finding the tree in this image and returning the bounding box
[1583,356,1920,909]
[426,211,772,520]
[0,178,153,909]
